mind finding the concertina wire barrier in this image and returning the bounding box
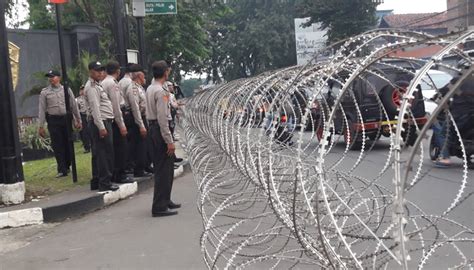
[181,29,474,269]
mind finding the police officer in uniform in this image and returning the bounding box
[124,65,151,177]
[76,85,91,153]
[146,61,180,217]
[38,70,81,178]
[84,61,119,192]
[102,61,133,184]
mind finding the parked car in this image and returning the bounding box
[310,59,428,150]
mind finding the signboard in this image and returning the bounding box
[48,0,68,3]
[294,18,327,66]
[145,0,177,15]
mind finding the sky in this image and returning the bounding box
[377,0,447,14]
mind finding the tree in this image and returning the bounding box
[205,0,299,82]
[143,1,210,82]
[300,0,378,43]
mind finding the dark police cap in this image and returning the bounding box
[45,70,61,77]
[88,61,105,71]
[129,64,144,73]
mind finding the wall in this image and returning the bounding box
[7,24,99,118]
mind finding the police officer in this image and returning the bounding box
[38,70,81,178]
[102,61,133,184]
[119,63,134,172]
[124,65,151,177]
[146,60,180,217]
[84,61,119,192]
[76,85,91,153]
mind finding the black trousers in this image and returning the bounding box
[150,122,175,212]
[79,113,91,151]
[112,122,128,180]
[47,115,71,174]
[90,119,114,188]
[125,113,148,174]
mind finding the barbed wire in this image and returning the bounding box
[182,29,474,269]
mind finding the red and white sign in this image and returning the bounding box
[48,0,68,3]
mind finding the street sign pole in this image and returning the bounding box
[136,17,146,67]
[52,2,78,183]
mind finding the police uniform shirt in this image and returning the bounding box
[84,77,114,130]
[146,81,173,144]
[76,95,88,114]
[118,74,132,98]
[102,75,126,129]
[126,81,146,129]
[38,84,81,128]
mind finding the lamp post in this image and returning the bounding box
[0,0,25,204]
[49,0,78,183]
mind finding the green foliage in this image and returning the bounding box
[181,78,204,97]
[20,123,52,151]
[300,0,378,43]
[144,1,210,82]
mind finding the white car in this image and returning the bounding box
[419,70,452,115]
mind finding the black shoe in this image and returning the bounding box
[152,209,178,217]
[145,167,154,174]
[113,175,135,183]
[174,157,184,163]
[134,171,152,178]
[55,172,67,178]
[168,201,181,209]
[83,149,91,154]
[114,178,135,184]
[99,184,119,192]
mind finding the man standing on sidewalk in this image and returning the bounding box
[102,61,133,184]
[38,70,82,178]
[84,61,119,192]
[124,64,151,178]
[76,85,91,153]
[146,60,180,217]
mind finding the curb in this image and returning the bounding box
[0,162,192,229]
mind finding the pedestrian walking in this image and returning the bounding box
[102,61,133,184]
[146,60,180,217]
[76,85,91,153]
[84,61,119,192]
[124,64,151,177]
[38,70,82,178]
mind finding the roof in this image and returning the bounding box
[381,12,448,29]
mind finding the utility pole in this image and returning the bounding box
[0,0,25,204]
[133,0,146,67]
[52,2,78,183]
[114,0,128,67]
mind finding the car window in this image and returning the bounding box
[420,73,452,90]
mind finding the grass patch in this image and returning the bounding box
[23,142,91,199]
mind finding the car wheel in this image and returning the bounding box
[380,81,409,117]
[344,118,363,150]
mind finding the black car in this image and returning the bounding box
[310,59,428,150]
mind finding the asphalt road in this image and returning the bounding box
[0,173,206,270]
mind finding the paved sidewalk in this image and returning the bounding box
[0,172,205,270]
